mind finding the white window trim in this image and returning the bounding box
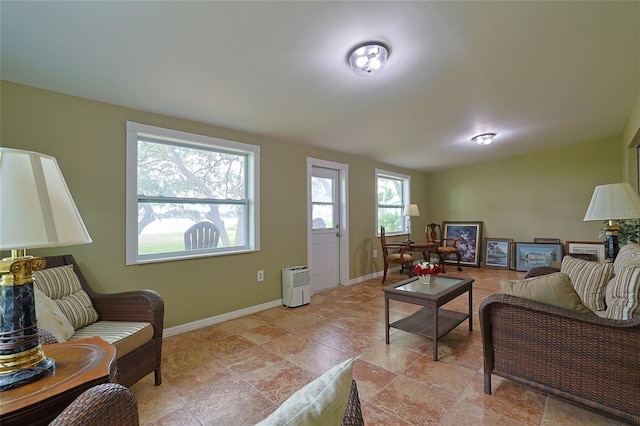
[125,121,260,265]
[375,168,411,237]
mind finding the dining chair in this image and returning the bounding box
[424,223,462,273]
[380,226,414,283]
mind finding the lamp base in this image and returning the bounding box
[604,234,619,263]
[0,356,55,392]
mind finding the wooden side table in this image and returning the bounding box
[0,336,117,426]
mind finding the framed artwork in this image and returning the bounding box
[515,242,563,272]
[565,241,605,262]
[442,221,483,267]
[533,237,561,244]
[509,242,517,270]
[484,238,512,269]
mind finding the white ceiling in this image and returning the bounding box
[2,1,638,172]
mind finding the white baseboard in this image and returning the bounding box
[163,299,283,338]
[163,267,399,338]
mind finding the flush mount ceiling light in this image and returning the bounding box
[471,133,496,146]
[347,42,389,76]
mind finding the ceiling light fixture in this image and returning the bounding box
[347,42,389,76]
[472,133,496,146]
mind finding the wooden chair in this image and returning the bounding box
[184,221,220,250]
[424,223,462,273]
[380,226,413,283]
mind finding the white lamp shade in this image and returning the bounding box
[0,148,92,249]
[583,183,640,221]
[403,204,420,217]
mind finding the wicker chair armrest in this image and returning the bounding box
[49,383,139,426]
[479,293,640,330]
[38,328,59,345]
[341,379,364,426]
[91,289,164,323]
[523,265,561,278]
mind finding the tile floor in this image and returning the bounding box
[131,267,631,425]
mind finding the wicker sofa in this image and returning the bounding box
[479,245,640,424]
[36,255,164,387]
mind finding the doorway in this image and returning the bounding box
[307,158,349,293]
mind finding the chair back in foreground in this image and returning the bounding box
[49,383,139,426]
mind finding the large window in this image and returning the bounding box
[376,169,410,236]
[126,122,260,264]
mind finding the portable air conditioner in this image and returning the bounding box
[282,266,311,308]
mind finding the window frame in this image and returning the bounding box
[125,121,260,265]
[375,169,411,237]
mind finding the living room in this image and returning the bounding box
[1,1,639,425]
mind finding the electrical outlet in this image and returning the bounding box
[257,270,264,282]
[373,249,378,258]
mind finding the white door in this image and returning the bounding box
[310,166,340,292]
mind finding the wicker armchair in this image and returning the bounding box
[479,293,640,424]
[42,255,164,387]
[342,380,364,426]
[49,383,139,426]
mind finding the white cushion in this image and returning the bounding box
[34,287,75,342]
[257,358,355,426]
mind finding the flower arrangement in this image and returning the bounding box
[414,261,441,276]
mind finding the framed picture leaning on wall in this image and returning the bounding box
[515,242,563,272]
[484,238,513,269]
[442,221,483,267]
[565,241,605,262]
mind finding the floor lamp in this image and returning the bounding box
[583,183,640,262]
[0,148,92,391]
[403,204,420,244]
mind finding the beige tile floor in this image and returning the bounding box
[131,267,631,425]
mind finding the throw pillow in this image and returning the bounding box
[500,273,591,313]
[34,287,75,342]
[256,358,355,426]
[34,264,99,330]
[605,265,640,320]
[561,256,614,311]
[613,243,640,275]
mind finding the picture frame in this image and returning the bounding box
[483,238,512,269]
[515,242,563,272]
[442,221,483,267]
[533,237,561,244]
[509,242,517,270]
[565,241,605,263]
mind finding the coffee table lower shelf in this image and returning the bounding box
[390,306,468,339]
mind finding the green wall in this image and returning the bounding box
[426,137,622,243]
[0,81,427,328]
[1,81,633,328]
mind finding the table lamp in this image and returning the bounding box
[403,204,420,244]
[0,148,92,391]
[583,183,640,262]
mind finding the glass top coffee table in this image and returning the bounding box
[383,275,474,361]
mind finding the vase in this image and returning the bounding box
[418,274,432,285]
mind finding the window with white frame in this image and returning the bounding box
[125,122,260,264]
[376,169,410,236]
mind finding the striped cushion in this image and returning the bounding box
[34,264,99,330]
[605,266,640,320]
[613,243,640,275]
[561,256,614,311]
[70,321,153,358]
